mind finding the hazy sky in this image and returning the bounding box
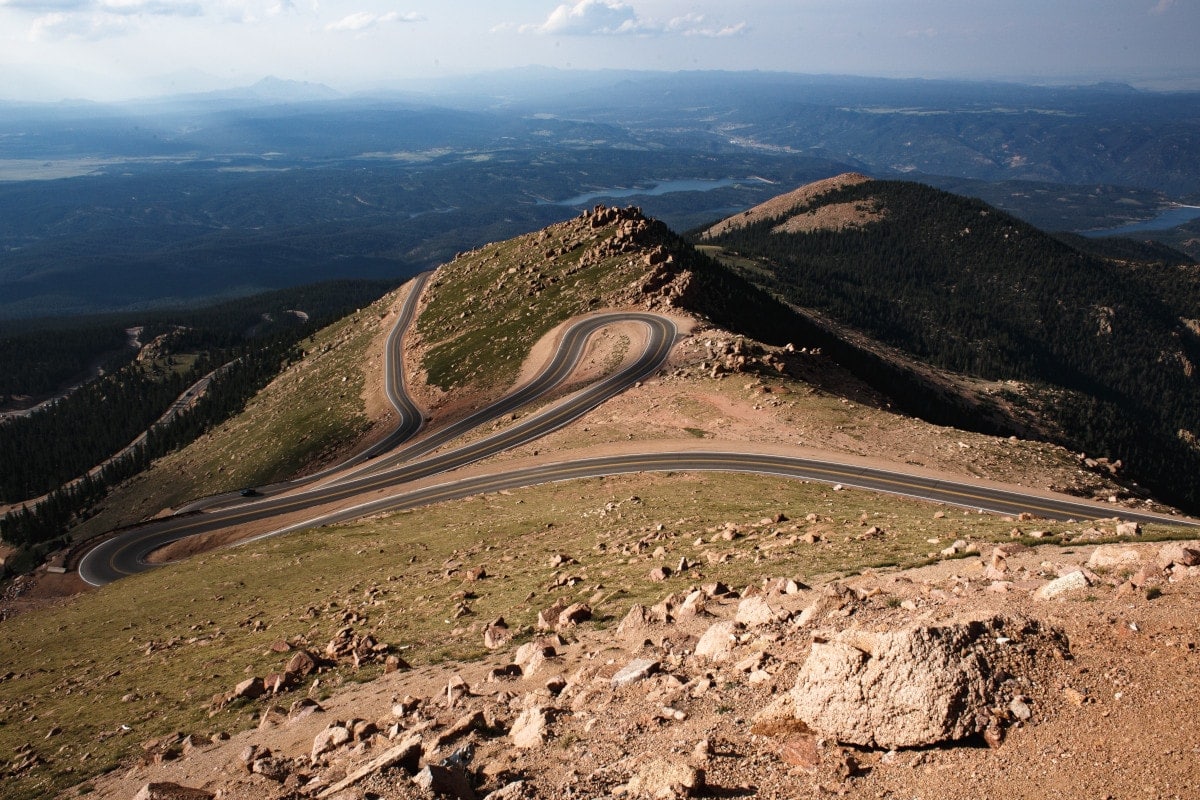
[1,0,1198,101]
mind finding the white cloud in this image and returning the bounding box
[103,0,202,17]
[520,1,744,38]
[534,0,641,35]
[325,9,422,32]
[1150,0,1175,14]
[0,0,91,10]
[30,9,130,39]
[665,13,746,38]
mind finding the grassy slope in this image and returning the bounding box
[415,212,651,393]
[70,290,399,538]
[8,471,1191,799]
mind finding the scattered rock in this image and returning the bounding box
[133,783,215,800]
[311,724,352,760]
[510,707,549,748]
[611,658,660,688]
[628,759,705,798]
[1157,542,1200,569]
[735,595,780,627]
[695,620,740,661]
[1035,571,1090,600]
[414,763,476,800]
[1086,546,1143,571]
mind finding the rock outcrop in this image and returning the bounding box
[791,616,1066,748]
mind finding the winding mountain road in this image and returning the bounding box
[79,282,1200,586]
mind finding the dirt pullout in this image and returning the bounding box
[81,538,1200,800]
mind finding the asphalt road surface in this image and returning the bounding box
[79,300,1200,586]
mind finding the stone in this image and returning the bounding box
[482,782,526,800]
[251,754,290,782]
[557,602,592,629]
[735,595,778,627]
[316,734,423,798]
[414,763,476,800]
[1116,521,1141,537]
[1157,542,1200,569]
[269,640,291,653]
[611,658,660,688]
[1009,696,1032,722]
[791,616,1059,748]
[510,706,549,748]
[311,725,352,760]
[233,677,265,700]
[133,783,215,800]
[1035,570,1090,600]
[649,566,672,582]
[779,733,821,770]
[617,604,653,636]
[628,759,705,798]
[483,618,511,650]
[285,650,318,678]
[1086,546,1143,570]
[695,620,740,661]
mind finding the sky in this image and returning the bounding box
[1,0,1198,101]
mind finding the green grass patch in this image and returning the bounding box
[416,217,660,392]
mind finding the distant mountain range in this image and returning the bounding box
[0,70,1197,319]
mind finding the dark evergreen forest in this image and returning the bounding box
[700,180,1200,512]
[0,279,398,550]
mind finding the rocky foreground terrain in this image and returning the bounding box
[82,535,1200,800]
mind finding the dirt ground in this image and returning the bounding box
[77,537,1200,800]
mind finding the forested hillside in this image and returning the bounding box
[699,179,1200,511]
[0,279,397,550]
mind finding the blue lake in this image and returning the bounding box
[1083,205,1200,237]
[546,177,773,207]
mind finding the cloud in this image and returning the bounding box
[0,0,91,9]
[533,0,642,35]
[519,0,744,37]
[665,13,746,38]
[325,9,423,32]
[29,9,130,39]
[1150,0,1175,14]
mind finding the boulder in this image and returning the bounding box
[1158,542,1200,569]
[628,759,705,798]
[285,650,318,678]
[311,725,352,760]
[791,616,1060,748]
[1086,545,1142,571]
[557,602,592,629]
[694,620,740,662]
[414,763,476,800]
[611,658,659,688]
[510,707,549,748]
[735,595,779,627]
[1035,570,1090,600]
[133,784,215,800]
[233,677,265,700]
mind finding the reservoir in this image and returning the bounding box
[1083,205,1200,237]
[547,177,773,207]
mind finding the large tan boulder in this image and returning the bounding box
[791,616,1063,748]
